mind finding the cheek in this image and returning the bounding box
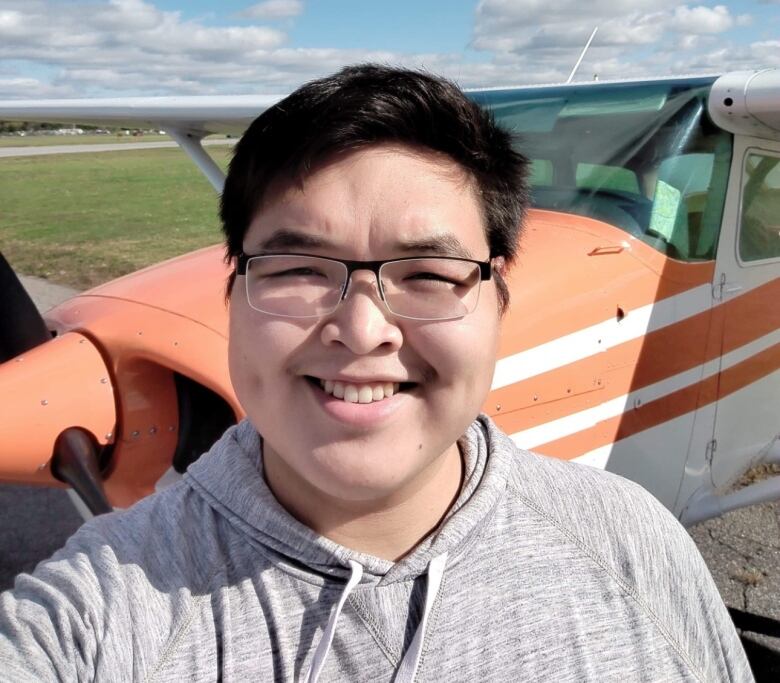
[414,311,499,390]
[228,307,262,400]
[228,298,286,397]
[229,298,319,395]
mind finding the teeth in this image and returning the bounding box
[317,379,405,403]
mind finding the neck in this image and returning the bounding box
[263,443,464,561]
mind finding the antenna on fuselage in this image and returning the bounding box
[567,27,598,84]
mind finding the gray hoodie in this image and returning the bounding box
[0,416,752,682]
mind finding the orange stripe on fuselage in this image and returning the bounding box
[530,342,780,459]
[490,276,780,452]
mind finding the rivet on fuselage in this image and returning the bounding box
[40,399,48,406]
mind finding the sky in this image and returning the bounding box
[1,0,779,99]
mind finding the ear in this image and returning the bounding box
[491,256,507,277]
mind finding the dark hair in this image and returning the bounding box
[220,63,528,311]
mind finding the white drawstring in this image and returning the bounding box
[394,552,448,683]
[303,552,448,683]
[304,560,364,683]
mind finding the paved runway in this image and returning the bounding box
[0,138,235,158]
[1,275,779,678]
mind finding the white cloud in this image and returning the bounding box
[673,5,733,34]
[0,0,300,97]
[0,0,778,99]
[240,0,303,20]
[0,0,545,98]
[470,0,772,84]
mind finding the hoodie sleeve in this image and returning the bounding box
[0,524,121,682]
[588,483,751,680]
[0,485,220,683]
[505,444,754,682]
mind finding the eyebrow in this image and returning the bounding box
[395,235,474,259]
[252,229,334,253]
[250,228,475,259]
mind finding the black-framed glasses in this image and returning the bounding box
[236,253,492,321]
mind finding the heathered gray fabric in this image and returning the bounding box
[0,416,752,682]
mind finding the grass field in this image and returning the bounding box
[0,134,175,148]
[0,146,231,288]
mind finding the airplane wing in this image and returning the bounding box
[0,95,282,138]
[0,95,284,190]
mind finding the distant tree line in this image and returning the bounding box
[0,121,106,133]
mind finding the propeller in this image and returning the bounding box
[0,252,112,515]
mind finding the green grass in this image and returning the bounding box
[0,147,232,289]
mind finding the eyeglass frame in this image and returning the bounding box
[235,252,493,320]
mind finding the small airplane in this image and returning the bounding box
[0,69,778,526]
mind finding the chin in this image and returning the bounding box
[306,442,425,501]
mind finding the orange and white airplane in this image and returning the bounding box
[1,69,778,525]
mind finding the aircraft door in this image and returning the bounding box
[709,139,780,489]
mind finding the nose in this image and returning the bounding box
[319,271,403,354]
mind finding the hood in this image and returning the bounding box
[183,415,512,585]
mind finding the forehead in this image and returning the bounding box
[244,145,488,259]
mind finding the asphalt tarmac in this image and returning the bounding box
[0,138,235,158]
[2,275,779,679]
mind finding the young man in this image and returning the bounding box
[1,65,752,682]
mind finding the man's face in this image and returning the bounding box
[229,144,501,504]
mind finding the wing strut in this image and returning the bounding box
[168,129,226,193]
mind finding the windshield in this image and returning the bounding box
[472,78,732,261]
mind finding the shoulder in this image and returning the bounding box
[0,476,230,681]
[81,478,223,589]
[482,418,752,681]
[59,420,264,593]
[7,476,224,621]
[483,417,688,555]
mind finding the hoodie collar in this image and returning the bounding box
[185,415,511,585]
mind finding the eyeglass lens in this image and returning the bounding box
[244,255,482,320]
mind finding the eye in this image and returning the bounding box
[267,267,328,278]
[405,270,459,285]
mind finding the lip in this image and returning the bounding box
[306,373,412,385]
[304,376,411,429]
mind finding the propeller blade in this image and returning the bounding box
[0,252,50,363]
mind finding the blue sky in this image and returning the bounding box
[153,1,480,52]
[1,0,779,99]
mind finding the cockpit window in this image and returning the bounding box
[472,78,733,261]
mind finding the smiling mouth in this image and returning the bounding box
[306,377,414,404]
